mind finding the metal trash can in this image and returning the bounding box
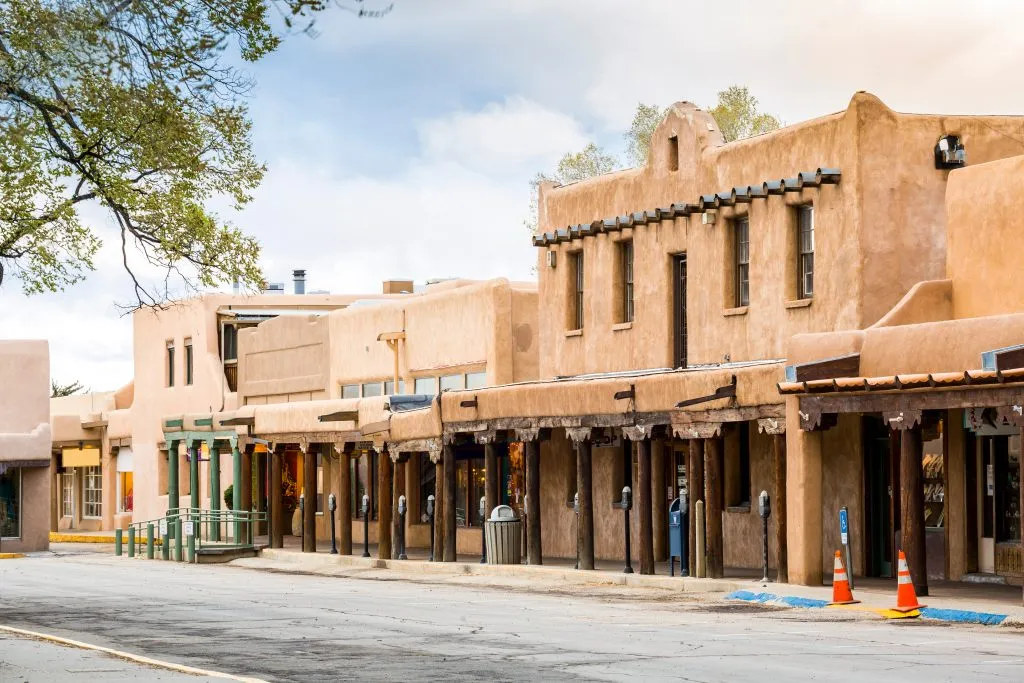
[485,505,522,564]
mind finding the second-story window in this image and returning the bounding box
[620,241,634,323]
[734,217,750,307]
[571,251,584,330]
[166,340,175,387]
[798,205,815,299]
[184,337,194,385]
[341,384,360,399]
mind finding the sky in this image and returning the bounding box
[3,0,1024,392]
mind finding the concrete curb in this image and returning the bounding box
[725,590,1011,626]
[0,625,267,682]
[256,549,750,594]
[49,532,117,544]
[0,552,26,560]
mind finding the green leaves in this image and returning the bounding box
[708,86,781,144]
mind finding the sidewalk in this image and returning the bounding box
[234,544,1024,627]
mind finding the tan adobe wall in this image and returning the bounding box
[0,340,50,447]
[537,93,1024,379]
[946,155,1024,319]
[238,314,331,402]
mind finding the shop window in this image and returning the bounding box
[726,424,751,508]
[83,465,102,518]
[341,384,360,399]
[570,251,584,330]
[361,382,383,398]
[0,467,22,538]
[414,377,436,395]
[223,324,238,361]
[455,456,485,527]
[439,374,464,392]
[612,442,634,506]
[352,452,378,520]
[383,379,406,396]
[733,217,750,307]
[465,372,487,390]
[166,340,175,387]
[996,435,1021,543]
[118,472,134,513]
[62,472,74,517]
[316,450,324,514]
[419,453,436,521]
[797,205,814,299]
[922,419,945,529]
[184,337,194,385]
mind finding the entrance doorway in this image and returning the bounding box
[975,433,1021,577]
[673,254,687,369]
[864,416,894,577]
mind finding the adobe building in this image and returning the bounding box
[0,340,51,553]
[430,92,1024,581]
[780,153,1024,597]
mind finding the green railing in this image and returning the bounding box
[117,508,266,562]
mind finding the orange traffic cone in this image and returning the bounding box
[892,550,926,612]
[829,550,859,605]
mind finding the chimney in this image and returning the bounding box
[293,269,306,295]
[232,277,240,295]
[382,279,414,295]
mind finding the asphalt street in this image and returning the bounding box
[2,551,1024,682]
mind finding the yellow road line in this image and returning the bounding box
[0,625,267,682]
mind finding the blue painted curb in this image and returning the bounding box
[726,590,1008,626]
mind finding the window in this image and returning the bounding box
[727,424,751,508]
[384,379,406,396]
[61,472,74,517]
[620,241,634,323]
[734,217,750,307]
[352,452,378,520]
[414,377,436,395]
[571,252,584,330]
[465,372,487,390]
[118,472,134,512]
[798,205,814,299]
[184,337,194,385]
[166,340,175,387]
[0,468,21,538]
[668,135,679,172]
[222,324,238,361]
[83,465,102,518]
[361,382,383,398]
[419,454,436,521]
[439,374,464,392]
[455,457,486,527]
[341,384,360,399]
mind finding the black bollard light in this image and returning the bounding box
[328,493,338,554]
[479,496,487,564]
[759,490,771,583]
[426,494,436,562]
[621,486,633,574]
[398,495,408,560]
[573,492,579,570]
[361,494,370,558]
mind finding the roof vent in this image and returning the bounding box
[293,269,306,295]
[263,282,285,294]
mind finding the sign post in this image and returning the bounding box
[839,506,853,590]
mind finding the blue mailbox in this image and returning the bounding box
[669,496,688,577]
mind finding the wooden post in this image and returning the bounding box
[652,440,668,562]
[336,446,352,555]
[270,448,283,549]
[484,442,499,520]
[443,444,457,562]
[302,446,316,552]
[774,433,788,583]
[240,446,252,512]
[575,434,594,570]
[704,436,724,579]
[434,459,445,561]
[378,448,393,560]
[167,440,179,518]
[525,439,542,565]
[688,439,704,577]
[900,423,928,597]
[637,437,654,575]
[392,454,405,559]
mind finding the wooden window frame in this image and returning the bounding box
[571,251,584,331]
[734,217,750,307]
[620,241,634,324]
[797,204,815,299]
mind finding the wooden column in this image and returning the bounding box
[637,437,655,575]
[443,444,457,562]
[166,440,179,517]
[704,436,724,579]
[652,440,669,562]
[270,448,283,549]
[336,446,352,555]
[434,459,445,561]
[525,438,542,565]
[240,446,252,512]
[392,454,405,559]
[377,448,393,560]
[302,446,316,552]
[688,439,704,576]
[572,430,594,571]
[484,442,499,519]
[899,421,927,596]
[773,432,788,583]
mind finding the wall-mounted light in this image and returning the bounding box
[701,211,716,225]
[547,250,557,268]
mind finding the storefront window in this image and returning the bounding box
[455,457,485,527]
[998,435,1021,543]
[0,467,21,538]
[418,454,435,521]
[316,451,324,514]
[83,465,102,518]
[119,472,134,512]
[922,420,945,529]
[352,452,378,520]
[62,472,74,517]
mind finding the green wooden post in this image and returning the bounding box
[189,441,200,513]
[146,523,155,559]
[210,442,221,541]
[114,528,123,556]
[161,520,170,560]
[127,527,136,557]
[174,518,183,562]
[167,440,179,523]
[232,444,242,543]
[187,521,196,563]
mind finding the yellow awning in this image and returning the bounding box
[62,446,100,467]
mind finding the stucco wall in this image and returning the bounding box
[1,466,49,553]
[820,415,865,577]
[0,340,50,461]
